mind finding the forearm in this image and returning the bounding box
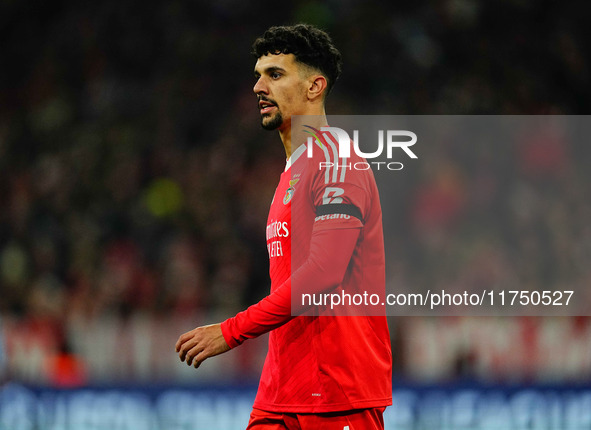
[221,227,360,348]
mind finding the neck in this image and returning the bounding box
[279,107,327,159]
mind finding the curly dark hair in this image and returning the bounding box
[252,24,343,96]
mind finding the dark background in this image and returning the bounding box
[1,0,590,390]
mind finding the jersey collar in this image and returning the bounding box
[285,143,307,171]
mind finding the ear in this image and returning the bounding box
[307,75,328,101]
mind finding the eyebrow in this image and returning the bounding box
[254,66,287,77]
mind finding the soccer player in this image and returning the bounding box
[176,24,392,429]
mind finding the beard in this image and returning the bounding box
[261,110,283,130]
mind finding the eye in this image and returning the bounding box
[271,71,281,79]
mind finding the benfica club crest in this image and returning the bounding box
[283,179,299,204]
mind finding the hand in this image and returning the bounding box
[175,323,231,368]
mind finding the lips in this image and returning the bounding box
[259,99,277,114]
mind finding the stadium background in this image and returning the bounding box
[1,0,590,428]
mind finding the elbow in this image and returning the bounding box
[311,258,348,291]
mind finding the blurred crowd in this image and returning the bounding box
[1,0,590,384]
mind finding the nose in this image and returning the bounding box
[253,76,267,95]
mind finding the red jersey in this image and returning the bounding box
[221,129,392,413]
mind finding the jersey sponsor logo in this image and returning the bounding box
[266,220,289,240]
[322,187,344,204]
[266,221,287,257]
[317,203,363,222]
[267,240,283,257]
[314,213,351,222]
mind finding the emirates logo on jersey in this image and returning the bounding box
[283,179,299,204]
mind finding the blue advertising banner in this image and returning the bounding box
[2,382,591,430]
